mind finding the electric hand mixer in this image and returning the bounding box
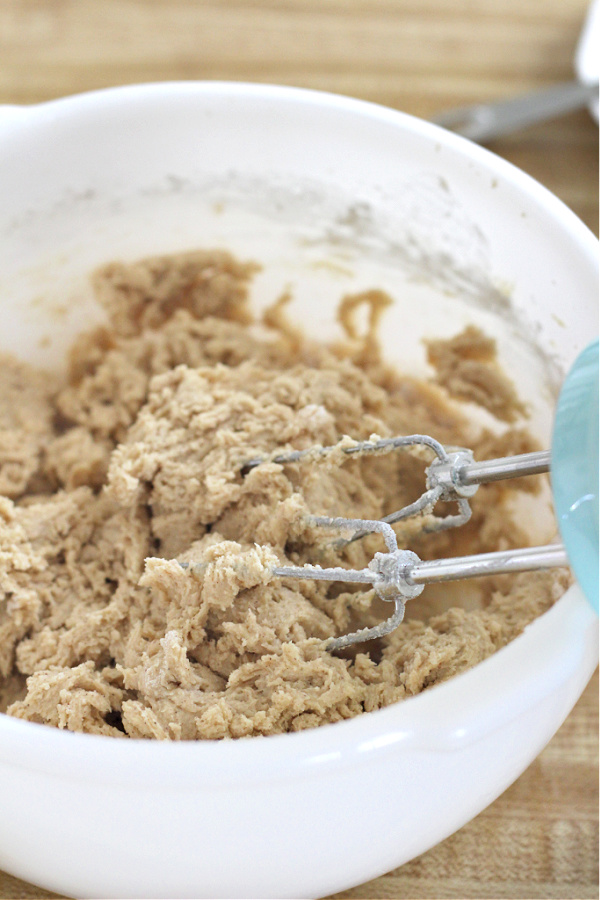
[183,341,599,651]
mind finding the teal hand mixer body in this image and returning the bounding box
[217,340,598,650]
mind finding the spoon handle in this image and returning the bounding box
[433,80,597,143]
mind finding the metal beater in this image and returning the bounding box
[243,436,565,650]
[182,341,599,650]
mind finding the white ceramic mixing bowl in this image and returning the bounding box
[0,82,597,900]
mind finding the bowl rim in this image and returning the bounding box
[1,79,598,261]
[0,80,597,784]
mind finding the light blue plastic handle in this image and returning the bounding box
[551,340,599,612]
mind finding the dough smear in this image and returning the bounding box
[0,250,567,739]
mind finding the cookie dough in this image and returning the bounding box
[0,250,567,740]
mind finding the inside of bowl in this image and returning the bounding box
[1,173,565,558]
[1,172,561,411]
[1,88,596,604]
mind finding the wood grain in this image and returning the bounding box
[0,0,597,234]
[0,1,597,898]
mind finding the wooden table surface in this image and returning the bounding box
[0,2,597,899]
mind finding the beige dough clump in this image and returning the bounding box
[425,324,527,422]
[0,250,567,739]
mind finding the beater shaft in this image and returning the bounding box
[274,543,568,590]
[456,449,551,486]
[406,542,567,584]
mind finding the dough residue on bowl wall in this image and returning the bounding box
[0,250,568,740]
